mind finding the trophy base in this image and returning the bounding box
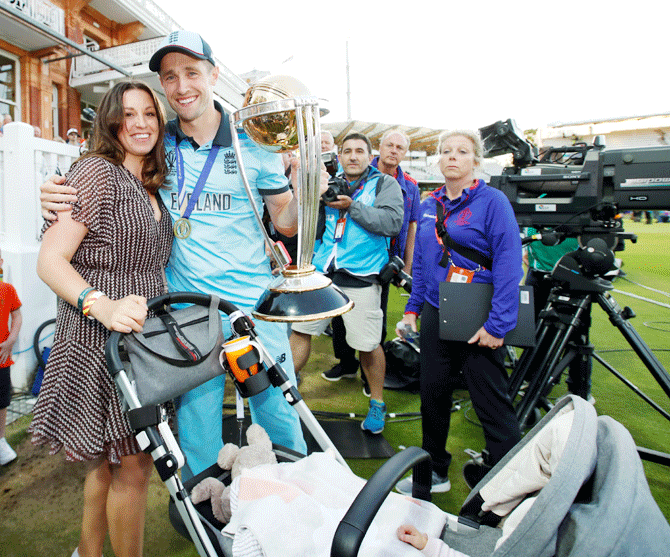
[253,266,354,322]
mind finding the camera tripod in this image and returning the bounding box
[507,271,670,467]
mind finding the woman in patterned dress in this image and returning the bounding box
[30,81,172,557]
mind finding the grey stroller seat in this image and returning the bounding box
[556,415,670,556]
[336,394,670,557]
[444,395,599,557]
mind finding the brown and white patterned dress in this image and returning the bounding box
[30,156,173,464]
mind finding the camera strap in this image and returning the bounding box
[435,201,493,270]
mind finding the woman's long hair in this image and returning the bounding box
[81,80,168,194]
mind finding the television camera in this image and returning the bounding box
[480,118,670,240]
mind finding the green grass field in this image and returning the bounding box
[1,217,668,556]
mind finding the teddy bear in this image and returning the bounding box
[190,423,277,523]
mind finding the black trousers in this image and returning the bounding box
[525,269,592,399]
[332,281,390,366]
[419,302,521,476]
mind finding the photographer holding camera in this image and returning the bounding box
[289,132,403,434]
[323,131,421,392]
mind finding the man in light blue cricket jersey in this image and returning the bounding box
[41,31,310,480]
[148,31,309,479]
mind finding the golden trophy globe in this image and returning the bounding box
[230,75,353,322]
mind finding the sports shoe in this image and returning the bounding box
[395,471,451,495]
[361,399,386,434]
[321,361,359,382]
[361,373,371,397]
[0,437,17,465]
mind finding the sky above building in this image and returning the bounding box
[156,0,668,132]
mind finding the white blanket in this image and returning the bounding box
[223,452,447,557]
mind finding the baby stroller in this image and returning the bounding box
[105,292,353,557]
[107,294,670,557]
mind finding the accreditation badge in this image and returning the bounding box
[334,217,347,243]
[447,264,474,283]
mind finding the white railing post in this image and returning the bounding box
[3,123,39,245]
[0,122,77,390]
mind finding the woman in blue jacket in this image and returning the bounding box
[396,130,522,495]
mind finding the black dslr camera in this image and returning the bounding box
[379,255,412,293]
[321,151,349,203]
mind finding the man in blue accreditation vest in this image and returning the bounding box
[40,31,311,480]
[323,130,421,389]
[290,132,404,434]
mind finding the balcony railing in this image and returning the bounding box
[70,37,245,90]
[0,0,65,35]
[119,0,180,36]
[70,37,162,78]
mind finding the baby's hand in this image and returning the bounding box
[397,524,428,551]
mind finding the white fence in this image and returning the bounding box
[0,122,78,389]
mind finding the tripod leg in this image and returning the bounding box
[516,328,573,428]
[515,295,591,429]
[507,329,546,399]
[596,292,670,398]
[595,291,670,466]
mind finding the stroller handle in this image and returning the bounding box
[105,291,239,376]
[331,446,431,557]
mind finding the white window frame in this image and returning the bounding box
[51,84,59,139]
[0,49,21,122]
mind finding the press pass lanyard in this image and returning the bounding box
[173,144,220,238]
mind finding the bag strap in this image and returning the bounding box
[156,310,203,362]
[435,200,493,270]
[133,296,220,364]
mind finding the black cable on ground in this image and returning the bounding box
[641,322,670,333]
[596,348,670,354]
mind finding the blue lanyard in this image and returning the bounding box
[175,143,220,218]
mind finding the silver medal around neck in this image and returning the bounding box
[173,218,192,239]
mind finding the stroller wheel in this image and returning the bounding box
[463,458,492,490]
[524,407,543,430]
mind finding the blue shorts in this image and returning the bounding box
[175,319,306,480]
